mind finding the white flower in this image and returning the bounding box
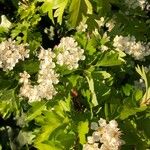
[96,17,105,27]
[0,39,29,71]
[101,45,109,52]
[91,122,99,130]
[84,118,123,150]
[99,144,109,150]
[20,84,32,98]
[92,131,100,142]
[83,143,100,150]
[19,48,59,102]
[98,118,107,127]
[76,21,88,32]
[28,86,40,102]
[87,136,94,144]
[109,120,118,129]
[106,20,115,32]
[55,37,85,70]
[0,61,2,68]
[19,71,30,84]
[113,35,150,60]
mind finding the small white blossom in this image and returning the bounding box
[101,45,109,52]
[87,136,94,144]
[92,131,100,142]
[20,83,32,98]
[84,118,123,150]
[55,37,85,70]
[98,118,107,127]
[0,39,29,71]
[83,143,100,150]
[109,120,118,129]
[91,122,99,130]
[105,20,115,32]
[19,71,30,84]
[76,21,88,32]
[19,48,59,102]
[96,17,105,27]
[113,35,150,60]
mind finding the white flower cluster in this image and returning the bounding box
[56,37,85,70]
[96,17,105,28]
[0,39,29,71]
[105,19,115,32]
[125,0,147,10]
[113,35,150,60]
[19,36,85,102]
[83,118,123,150]
[76,17,115,33]
[76,21,88,32]
[19,48,59,102]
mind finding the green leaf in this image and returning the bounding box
[25,101,47,122]
[142,118,150,138]
[35,141,61,150]
[86,36,98,55]
[68,75,80,87]
[34,117,62,149]
[96,50,125,67]
[86,75,98,106]
[41,141,63,150]
[41,0,53,22]
[53,0,68,24]
[86,15,99,32]
[85,70,112,106]
[0,78,13,90]
[22,59,40,74]
[69,0,93,27]
[121,120,148,149]
[0,89,18,119]
[77,120,89,144]
[122,84,133,96]
[91,71,112,103]
[142,87,150,105]
[28,31,42,52]
[84,0,93,14]
[34,100,71,149]
[94,0,111,16]
[48,125,75,149]
[34,110,69,150]
[56,132,75,149]
[134,89,143,101]
[41,0,68,24]
[11,22,30,42]
[0,26,8,42]
[120,101,147,120]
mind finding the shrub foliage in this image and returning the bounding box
[0,0,150,149]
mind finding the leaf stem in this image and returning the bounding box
[104,103,109,121]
